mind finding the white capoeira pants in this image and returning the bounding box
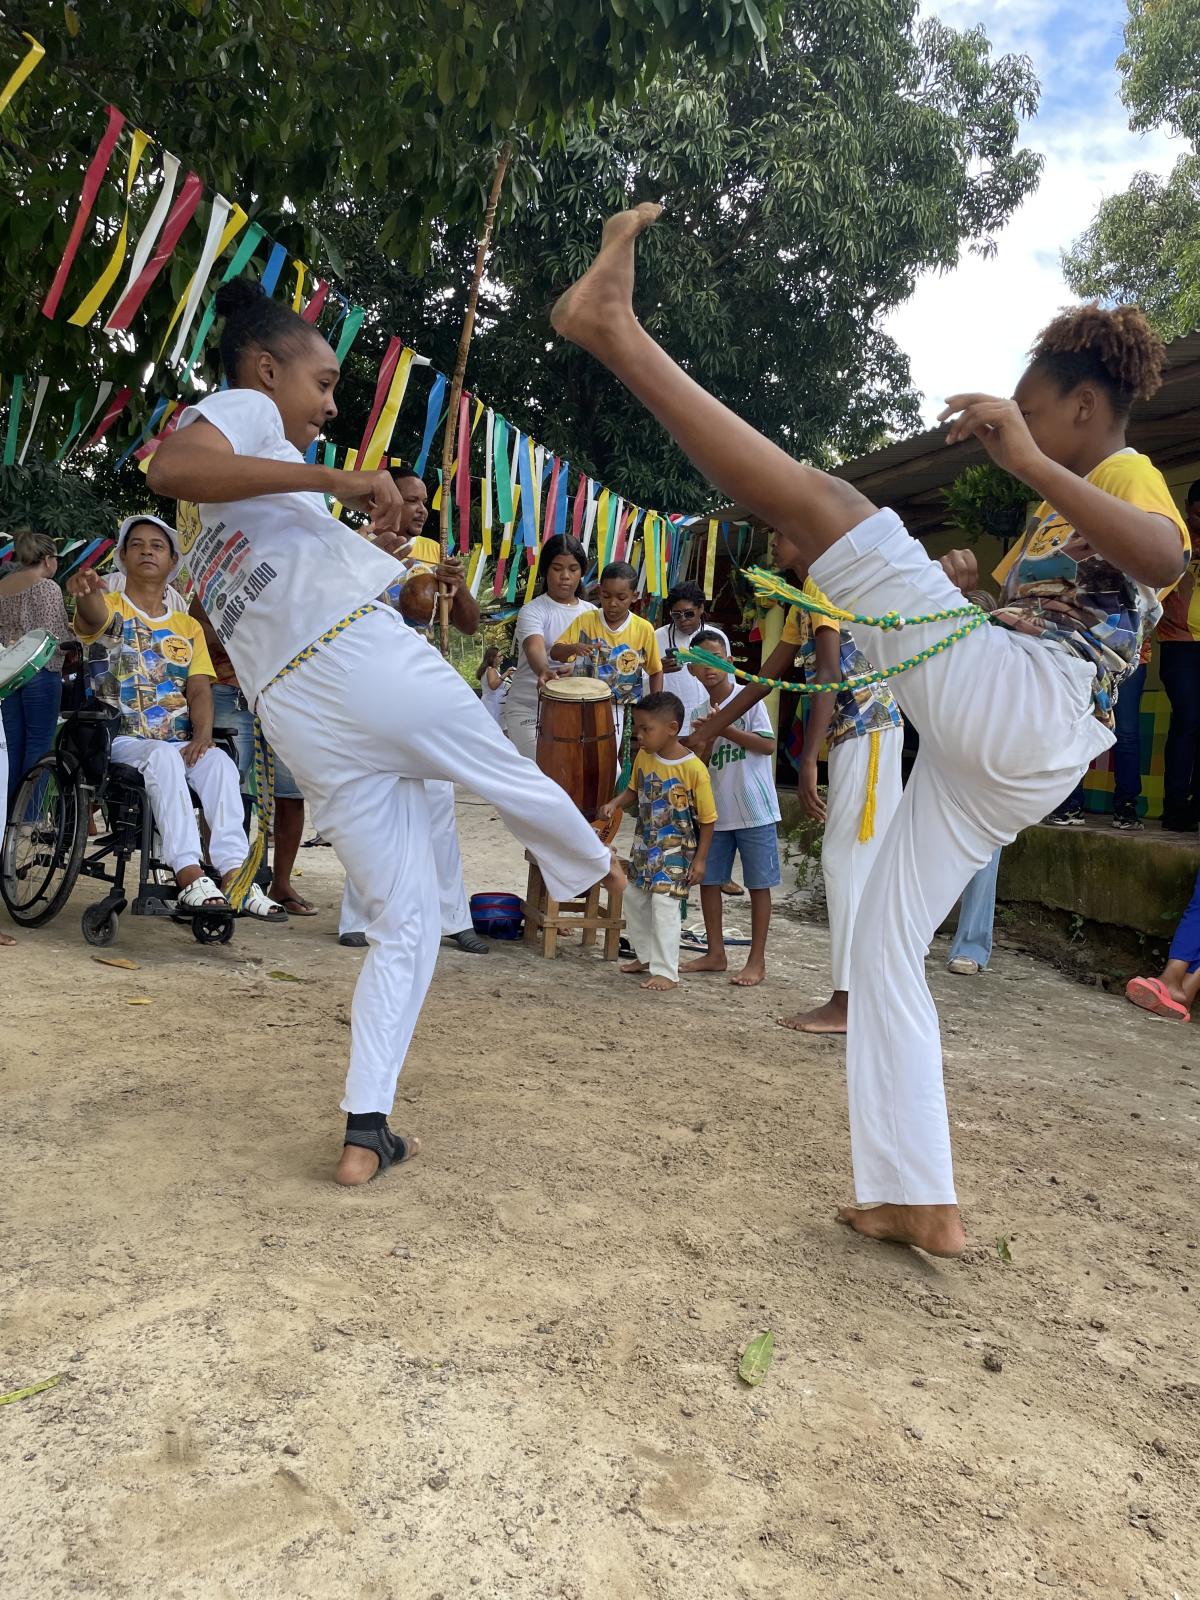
[258,607,612,1116]
[809,509,1112,1207]
[110,736,248,878]
[623,885,682,981]
[501,699,539,762]
[339,779,471,939]
[823,727,903,991]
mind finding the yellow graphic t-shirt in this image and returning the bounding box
[628,749,717,897]
[558,611,663,704]
[76,592,214,741]
[780,577,902,746]
[991,449,1188,725]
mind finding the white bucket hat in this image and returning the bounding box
[114,514,183,582]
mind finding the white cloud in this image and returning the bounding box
[885,0,1185,423]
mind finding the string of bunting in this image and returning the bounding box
[0,30,748,601]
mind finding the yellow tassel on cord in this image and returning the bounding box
[224,719,276,910]
[858,729,881,843]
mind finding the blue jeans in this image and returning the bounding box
[948,847,1000,968]
[1112,662,1146,810]
[2,668,62,802]
[1159,643,1200,819]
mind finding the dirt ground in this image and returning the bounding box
[1,793,1198,1600]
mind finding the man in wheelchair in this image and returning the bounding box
[67,516,284,921]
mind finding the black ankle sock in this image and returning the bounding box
[346,1111,387,1134]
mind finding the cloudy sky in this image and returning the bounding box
[885,0,1182,423]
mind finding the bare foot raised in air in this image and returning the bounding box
[779,992,847,1034]
[680,951,727,975]
[732,958,766,988]
[836,1202,966,1259]
[621,959,649,975]
[551,203,663,355]
[641,974,677,991]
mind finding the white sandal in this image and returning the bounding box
[176,874,231,912]
[239,883,288,923]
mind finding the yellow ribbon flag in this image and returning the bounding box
[704,518,718,599]
[0,33,45,117]
[523,553,539,602]
[291,260,307,312]
[595,487,611,566]
[361,347,415,471]
[659,515,669,597]
[157,201,248,361]
[329,447,359,522]
[68,129,152,326]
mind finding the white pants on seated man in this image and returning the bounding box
[110,736,249,879]
[339,779,469,938]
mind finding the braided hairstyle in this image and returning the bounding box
[1029,304,1166,414]
[214,278,322,382]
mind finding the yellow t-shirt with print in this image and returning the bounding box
[990,449,1188,725]
[628,748,717,897]
[557,610,663,704]
[780,578,902,747]
[76,591,214,741]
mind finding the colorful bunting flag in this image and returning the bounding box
[42,104,126,320]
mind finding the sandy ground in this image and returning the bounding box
[1,793,1198,1600]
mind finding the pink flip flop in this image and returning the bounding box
[1124,976,1191,1023]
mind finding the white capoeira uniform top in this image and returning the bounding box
[174,388,612,1117]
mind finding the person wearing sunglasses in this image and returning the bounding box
[656,582,729,735]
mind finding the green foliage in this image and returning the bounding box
[0,459,124,541]
[1063,156,1200,342]
[321,1,1042,506]
[943,463,1031,542]
[1120,0,1200,144]
[0,1,779,450]
[1063,0,1200,341]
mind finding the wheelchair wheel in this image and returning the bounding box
[193,913,234,945]
[1,753,87,928]
[81,904,119,946]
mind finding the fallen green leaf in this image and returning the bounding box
[738,1330,774,1387]
[268,971,305,983]
[996,1236,1013,1264]
[0,1373,62,1406]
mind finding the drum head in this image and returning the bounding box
[0,629,55,690]
[540,676,612,703]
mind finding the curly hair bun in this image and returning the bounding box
[1032,303,1166,404]
[214,278,268,321]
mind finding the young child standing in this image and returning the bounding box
[552,206,1186,1256]
[552,560,663,751]
[681,631,779,986]
[600,691,715,990]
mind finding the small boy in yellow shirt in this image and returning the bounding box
[600,691,716,990]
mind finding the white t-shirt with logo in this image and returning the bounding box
[654,621,730,733]
[175,389,402,704]
[696,692,780,831]
[507,593,597,716]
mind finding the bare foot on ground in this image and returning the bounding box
[0,930,15,947]
[550,204,663,353]
[836,1203,966,1258]
[732,959,766,987]
[621,960,649,975]
[641,975,677,991]
[680,952,728,974]
[779,994,847,1034]
[335,1133,422,1187]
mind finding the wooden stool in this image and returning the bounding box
[522,855,624,960]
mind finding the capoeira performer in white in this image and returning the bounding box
[550,205,1186,1256]
[150,279,621,1186]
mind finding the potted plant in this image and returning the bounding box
[943,463,1031,543]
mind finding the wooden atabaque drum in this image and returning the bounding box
[536,677,616,823]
